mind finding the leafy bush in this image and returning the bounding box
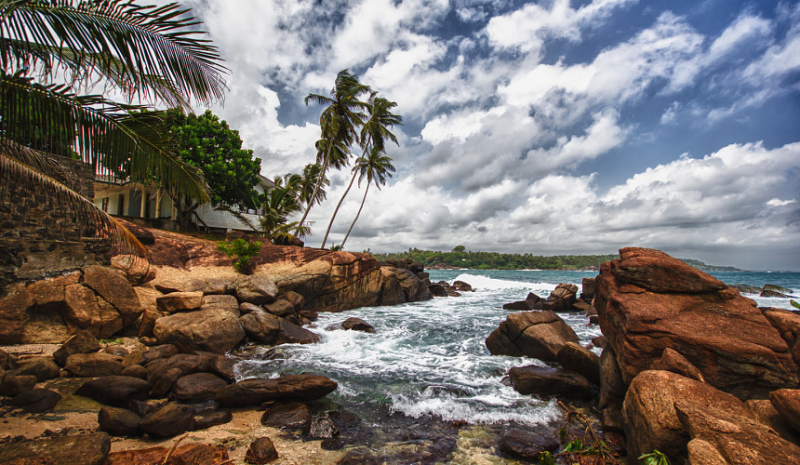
[639,450,671,465]
[217,239,262,274]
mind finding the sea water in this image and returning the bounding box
[232,269,800,459]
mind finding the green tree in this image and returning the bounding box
[452,245,466,253]
[0,0,226,254]
[321,93,401,248]
[340,146,395,249]
[257,185,308,242]
[168,109,261,230]
[297,69,369,236]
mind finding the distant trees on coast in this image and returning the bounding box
[372,249,619,270]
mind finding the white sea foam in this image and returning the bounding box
[453,273,557,292]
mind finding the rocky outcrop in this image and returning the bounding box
[541,283,578,311]
[485,311,580,362]
[153,308,245,354]
[595,247,798,399]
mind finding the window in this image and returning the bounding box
[101,198,109,212]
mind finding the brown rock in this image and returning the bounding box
[279,291,305,310]
[156,291,204,313]
[9,389,62,413]
[264,299,295,317]
[75,376,149,405]
[556,342,600,385]
[138,344,179,365]
[0,433,110,465]
[650,347,706,383]
[53,330,101,366]
[153,308,245,354]
[12,358,61,382]
[746,398,800,443]
[171,372,228,403]
[63,284,123,339]
[236,275,279,305]
[508,365,593,399]
[581,277,596,300]
[194,410,233,430]
[341,317,376,333]
[541,283,578,311]
[485,311,580,362]
[120,364,147,379]
[599,347,626,410]
[139,402,196,437]
[769,389,800,435]
[686,439,729,465]
[0,373,37,396]
[201,294,240,316]
[240,310,319,346]
[596,248,798,399]
[498,429,559,462]
[98,406,142,436]
[502,300,534,311]
[106,444,228,465]
[64,352,124,377]
[82,266,144,326]
[215,375,338,407]
[245,437,279,464]
[261,402,311,429]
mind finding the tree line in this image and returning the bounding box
[371,248,620,270]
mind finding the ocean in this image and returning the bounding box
[231,269,800,460]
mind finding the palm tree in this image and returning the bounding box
[321,93,401,248]
[258,185,309,242]
[0,0,226,257]
[340,146,396,249]
[296,69,369,237]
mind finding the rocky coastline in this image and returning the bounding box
[1,234,799,463]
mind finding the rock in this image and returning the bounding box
[201,294,240,316]
[82,265,144,326]
[599,347,626,410]
[428,283,448,297]
[245,437,279,464]
[264,299,295,318]
[240,310,319,346]
[592,335,608,349]
[596,247,798,398]
[498,429,560,462]
[393,268,433,302]
[675,401,800,465]
[138,344,179,365]
[622,370,753,462]
[454,280,474,292]
[194,410,233,430]
[556,342,600,385]
[98,406,142,436]
[341,317,376,333]
[153,308,245,354]
[155,291,203,313]
[236,275,279,305]
[261,402,311,429]
[64,352,123,377]
[12,358,61,382]
[106,444,228,465]
[762,289,791,298]
[769,389,800,435]
[63,283,123,340]
[508,365,593,399]
[239,302,262,314]
[145,353,234,397]
[485,311,580,362]
[650,347,706,383]
[171,372,228,403]
[746,399,800,443]
[685,438,730,465]
[139,402,196,437]
[53,331,101,366]
[9,389,62,413]
[120,364,147,379]
[304,411,339,439]
[75,376,149,405]
[503,300,534,310]
[581,277,596,301]
[0,374,37,396]
[0,433,110,465]
[541,283,578,311]
[215,375,338,407]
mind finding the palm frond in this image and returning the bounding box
[0,0,227,106]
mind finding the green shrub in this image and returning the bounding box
[217,238,262,274]
[639,450,671,465]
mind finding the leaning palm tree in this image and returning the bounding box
[258,185,309,242]
[0,0,226,259]
[296,69,369,237]
[340,146,396,249]
[321,93,401,248]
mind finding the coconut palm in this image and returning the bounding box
[0,0,226,256]
[258,185,309,242]
[296,69,369,236]
[321,93,401,248]
[340,146,395,249]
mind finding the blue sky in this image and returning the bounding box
[181,0,800,270]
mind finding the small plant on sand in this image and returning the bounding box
[217,239,262,274]
[639,450,671,465]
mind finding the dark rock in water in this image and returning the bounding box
[11,357,60,382]
[10,389,62,413]
[764,284,793,295]
[64,352,124,377]
[485,311,580,362]
[171,372,228,403]
[261,402,311,429]
[557,342,601,385]
[0,432,110,465]
[139,402,196,437]
[245,437,279,464]
[337,447,381,465]
[0,374,36,396]
[304,411,339,439]
[650,348,705,383]
[453,281,474,292]
[98,406,142,437]
[769,389,800,435]
[541,283,579,311]
[215,375,338,407]
[76,376,148,406]
[502,300,533,310]
[508,365,593,399]
[428,283,448,297]
[342,317,376,333]
[730,284,763,294]
[498,428,559,462]
[53,330,101,366]
[194,410,233,430]
[762,289,791,298]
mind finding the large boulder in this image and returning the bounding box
[595,247,798,399]
[239,310,320,345]
[485,311,580,362]
[769,389,800,435]
[236,275,279,305]
[53,330,101,366]
[171,372,228,403]
[64,352,124,377]
[155,291,203,313]
[138,402,196,437]
[556,342,600,385]
[541,283,578,311]
[508,365,593,399]
[144,353,234,398]
[76,376,149,405]
[98,406,142,437]
[215,375,338,407]
[153,308,245,354]
[82,265,144,326]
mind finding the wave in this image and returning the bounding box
[453,273,556,291]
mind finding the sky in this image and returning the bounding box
[178,0,800,271]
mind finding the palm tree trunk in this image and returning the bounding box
[340,182,370,249]
[295,144,331,236]
[321,167,357,248]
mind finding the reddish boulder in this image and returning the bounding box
[596,247,798,399]
[769,389,800,435]
[485,311,579,362]
[153,308,245,354]
[156,291,203,313]
[82,266,143,326]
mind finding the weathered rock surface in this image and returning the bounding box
[82,265,143,326]
[12,358,61,382]
[261,402,311,429]
[245,437,279,464]
[98,406,142,436]
[139,402,196,437]
[596,247,798,399]
[556,342,600,385]
[53,330,101,366]
[498,429,560,462]
[153,308,245,354]
[201,294,240,317]
[75,376,149,405]
[304,411,339,439]
[236,275,279,305]
[155,291,203,313]
[541,283,578,311]
[769,389,800,435]
[145,353,234,398]
[508,365,593,399]
[215,375,338,407]
[746,398,800,443]
[341,317,376,333]
[171,372,228,403]
[485,311,580,362]
[0,432,110,465]
[650,347,706,383]
[240,310,319,345]
[64,352,124,377]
